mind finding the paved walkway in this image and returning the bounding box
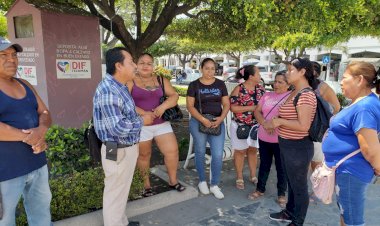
[131,160,380,226]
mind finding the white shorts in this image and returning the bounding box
[230,120,259,150]
[312,142,324,162]
[140,121,173,142]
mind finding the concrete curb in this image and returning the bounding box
[54,166,198,226]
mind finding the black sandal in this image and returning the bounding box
[169,182,186,192]
[142,188,155,197]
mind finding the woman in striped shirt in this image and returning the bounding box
[268,58,317,226]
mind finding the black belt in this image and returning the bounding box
[103,142,136,148]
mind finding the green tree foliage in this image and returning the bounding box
[4,0,380,60]
[0,0,13,12]
[77,0,205,59]
[0,12,7,37]
[147,39,176,57]
[168,0,380,60]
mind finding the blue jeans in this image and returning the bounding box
[189,117,225,186]
[0,165,52,226]
[336,173,369,226]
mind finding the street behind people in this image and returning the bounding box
[0,37,52,226]
[322,61,380,226]
[251,70,290,208]
[269,58,317,226]
[93,47,153,226]
[229,65,265,191]
[186,58,230,199]
[128,53,185,197]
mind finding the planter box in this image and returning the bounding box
[54,167,198,226]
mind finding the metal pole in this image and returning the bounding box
[268,48,271,72]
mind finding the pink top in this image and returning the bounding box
[131,84,165,125]
[257,91,291,143]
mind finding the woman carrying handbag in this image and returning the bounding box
[186,58,230,199]
[229,65,265,190]
[128,53,185,197]
[322,61,380,226]
[250,70,290,208]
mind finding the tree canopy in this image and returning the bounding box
[2,0,380,60]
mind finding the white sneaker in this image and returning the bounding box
[210,185,224,199]
[198,181,210,195]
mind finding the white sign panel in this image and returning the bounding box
[17,66,37,85]
[56,59,91,79]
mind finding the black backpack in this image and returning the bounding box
[293,88,333,142]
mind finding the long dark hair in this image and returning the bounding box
[235,65,256,81]
[291,58,318,89]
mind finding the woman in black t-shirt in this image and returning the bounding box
[186,58,230,199]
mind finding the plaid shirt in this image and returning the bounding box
[93,74,143,145]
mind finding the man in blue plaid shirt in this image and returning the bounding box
[93,47,153,226]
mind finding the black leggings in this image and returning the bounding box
[279,136,313,226]
[256,140,287,196]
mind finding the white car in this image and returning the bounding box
[222,67,238,80]
[255,61,277,86]
[178,69,201,84]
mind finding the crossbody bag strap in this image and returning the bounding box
[196,80,203,114]
[334,149,361,169]
[157,76,166,98]
[263,92,291,119]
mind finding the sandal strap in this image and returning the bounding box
[248,191,264,200]
[236,179,244,184]
[142,188,155,197]
[170,182,186,191]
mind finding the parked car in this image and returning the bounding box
[178,68,201,84]
[256,62,276,86]
[173,67,184,78]
[240,61,276,87]
[222,67,238,80]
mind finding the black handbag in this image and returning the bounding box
[197,84,221,136]
[236,124,251,139]
[84,119,102,164]
[249,124,259,140]
[199,114,221,136]
[158,76,183,121]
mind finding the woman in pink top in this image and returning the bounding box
[128,53,185,197]
[249,70,290,207]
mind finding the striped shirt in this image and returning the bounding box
[278,91,317,140]
[93,74,143,145]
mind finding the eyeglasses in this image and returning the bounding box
[0,52,18,60]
